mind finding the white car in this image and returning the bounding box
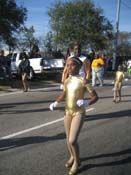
[10,52,65,79]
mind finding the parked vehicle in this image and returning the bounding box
[10,52,65,79]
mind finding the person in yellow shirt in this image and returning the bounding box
[49,57,98,175]
[91,53,105,86]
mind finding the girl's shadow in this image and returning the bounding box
[79,148,131,174]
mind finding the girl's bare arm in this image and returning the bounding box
[56,91,66,102]
[88,90,98,105]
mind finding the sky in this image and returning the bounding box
[16,0,131,37]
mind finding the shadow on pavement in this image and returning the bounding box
[85,109,131,122]
[0,133,65,151]
[79,148,131,173]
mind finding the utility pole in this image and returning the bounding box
[112,0,121,70]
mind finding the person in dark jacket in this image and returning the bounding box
[0,50,11,79]
[19,52,30,92]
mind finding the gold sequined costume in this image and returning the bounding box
[113,71,125,91]
[64,75,93,117]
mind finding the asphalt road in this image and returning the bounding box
[0,79,131,175]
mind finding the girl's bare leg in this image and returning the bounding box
[118,86,122,102]
[69,114,84,170]
[22,73,28,91]
[64,115,74,164]
[113,83,118,102]
[113,90,117,102]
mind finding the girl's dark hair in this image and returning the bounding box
[21,52,28,59]
[71,56,82,67]
[118,64,123,71]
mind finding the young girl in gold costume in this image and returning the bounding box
[113,65,125,103]
[49,57,98,175]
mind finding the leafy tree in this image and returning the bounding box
[43,31,54,54]
[48,0,113,50]
[0,0,27,45]
[16,26,39,52]
[40,31,64,57]
[117,32,131,56]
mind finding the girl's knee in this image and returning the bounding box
[69,138,76,146]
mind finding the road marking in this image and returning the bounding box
[85,107,95,113]
[0,107,95,140]
[122,85,131,88]
[0,118,64,140]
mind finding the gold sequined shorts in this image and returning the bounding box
[65,109,85,118]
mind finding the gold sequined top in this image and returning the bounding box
[64,75,93,115]
[115,71,125,83]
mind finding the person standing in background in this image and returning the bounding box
[101,53,108,77]
[61,43,91,87]
[112,65,125,103]
[127,58,131,76]
[19,52,30,92]
[91,52,105,87]
[0,50,11,78]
